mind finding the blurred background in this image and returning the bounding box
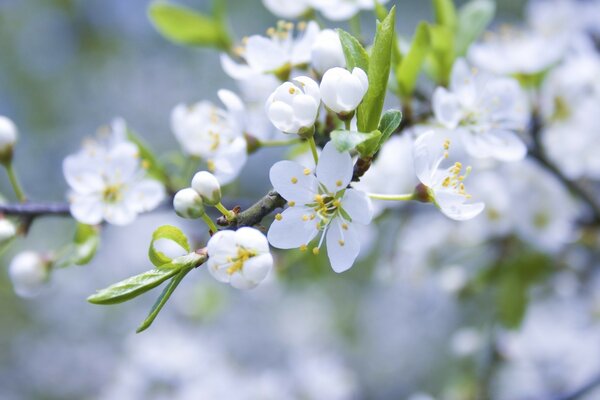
[4,0,600,399]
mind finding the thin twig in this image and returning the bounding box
[217,190,286,229]
[0,202,71,217]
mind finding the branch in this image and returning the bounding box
[0,202,71,217]
[217,190,286,229]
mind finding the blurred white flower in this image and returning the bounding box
[221,21,319,80]
[191,171,222,206]
[0,218,16,242]
[173,188,205,219]
[266,76,321,135]
[63,120,165,226]
[0,115,17,160]
[320,67,368,115]
[268,141,373,272]
[262,0,311,19]
[310,29,346,75]
[9,251,49,298]
[310,0,390,21]
[171,89,248,185]
[413,131,485,221]
[433,59,528,162]
[207,227,273,289]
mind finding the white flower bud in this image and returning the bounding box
[191,171,222,206]
[9,251,49,298]
[0,116,17,163]
[173,188,205,219]
[319,67,368,115]
[0,219,16,242]
[266,76,321,136]
[310,29,346,75]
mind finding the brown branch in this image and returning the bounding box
[0,202,71,217]
[217,190,286,229]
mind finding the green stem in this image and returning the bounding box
[201,214,219,233]
[368,193,415,201]
[215,202,234,221]
[308,136,319,164]
[344,119,351,130]
[5,163,26,202]
[259,138,302,148]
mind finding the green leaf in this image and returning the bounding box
[330,130,381,153]
[374,2,402,66]
[148,1,231,49]
[337,29,369,72]
[72,224,100,266]
[149,225,191,268]
[357,6,396,133]
[427,24,455,86]
[136,267,192,333]
[396,21,430,98]
[377,109,402,144]
[127,129,170,185]
[356,130,383,157]
[455,0,495,56]
[432,0,457,30]
[88,267,181,305]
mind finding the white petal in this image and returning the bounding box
[413,130,446,187]
[63,153,104,194]
[207,230,237,264]
[230,273,256,290]
[127,179,165,212]
[435,191,485,221]
[220,53,255,80]
[103,202,137,226]
[342,188,373,224]
[336,73,366,111]
[235,227,270,254]
[326,218,360,273]
[245,35,287,73]
[292,94,319,127]
[267,206,319,249]
[269,160,318,203]
[105,142,140,183]
[433,87,462,129]
[267,101,295,133]
[211,138,248,185]
[242,253,273,284]
[450,58,477,108]
[290,21,320,65]
[207,260,231,283]
[316,141,353,192]
[487,130,527,162]
[69,193,104,225]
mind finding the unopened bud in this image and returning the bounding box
[191,171,222,206]
[9,251,49,298]
[173,188,205,219]
[0,219,16,242]
[0,116,18,164]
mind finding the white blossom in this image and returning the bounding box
[0,218,16,242]
[171,90,248,184]
[433,59,528,162]
[310,0,390,21]
[320,67,368,115]
[173,188,205,219]
[221,21,319,80]
[206,227,273,289]
[63,119,165,226]
[9,251,49,298]
[310,29,346,75]
[268,141,373,272]
[0,115,17,160]
[413,131,485,221]
[191,171,222,206]
[266,76,321,135]
[262,0,311,19]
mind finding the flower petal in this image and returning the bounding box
[269,160,318,203]
[433,87,462,129]
[316,141,353,192]
[342,188,373,225]
[326,218,360,273]
[69,193,104,225]
[267,206,319,249]
[242,253,273,284]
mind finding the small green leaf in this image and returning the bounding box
[127,129,170,185]
[373,2,402,66]
[455,0,495,56]
[337,29,369,72]
[357,6,396,133]
[427,24,455,86]
[377,109,402,144]
[136,267,192,333]
[72,224,100,266]
[148,1,231,49]
[88,267,180,305]
[330,130,381,153]
[356,130,383,157]
[396,21,430,98]
[149,225,191,268]
[432,0,457,30]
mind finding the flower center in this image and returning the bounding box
[102,184,123,203]
[226,247,257,275]
[441,162,473,198]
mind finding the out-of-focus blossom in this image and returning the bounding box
[0,115,18,160]
[320,67,368,115]
[9,251,49,297]
[0,218,16,242]
[433,59,528,162]
[171,90,248,184]
[63,119,165,225]
[413,131,485,221]
[309,0,390,21]
[310,29,346,75]
[450,327,482,357]
[268,142,373,272]
[207,227,273,290]
[262,0,311,19]
[266,76,321,135]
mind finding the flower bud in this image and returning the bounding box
[0,219,16,242]
[319,67,368,115]
[191,171,222,206]
[173,188,205,219]
[311,29,346,75]
[0,116,18,164]
[9,251,49,298]
[266,76,321,136]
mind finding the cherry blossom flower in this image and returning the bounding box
[268,141,373,272]
[207,227,273,289]
[171,89,247,184]
[9,251,49,297]
[266,76,321,135]
[310,0,390,21]
[320,67,368,115]
[310,29,346,75]
[413,131,485,221]
[0,115,17,160]
[63,119,165,225]
[432,59,528,162]
[262,0,311,19]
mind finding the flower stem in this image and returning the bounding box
[5,163,26,202]
[259,138,302,148]
[215,202,235,221]
[344,119,351,130]
[308,136,319,164]
[201,214,219,233]
[368,193,415,201]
